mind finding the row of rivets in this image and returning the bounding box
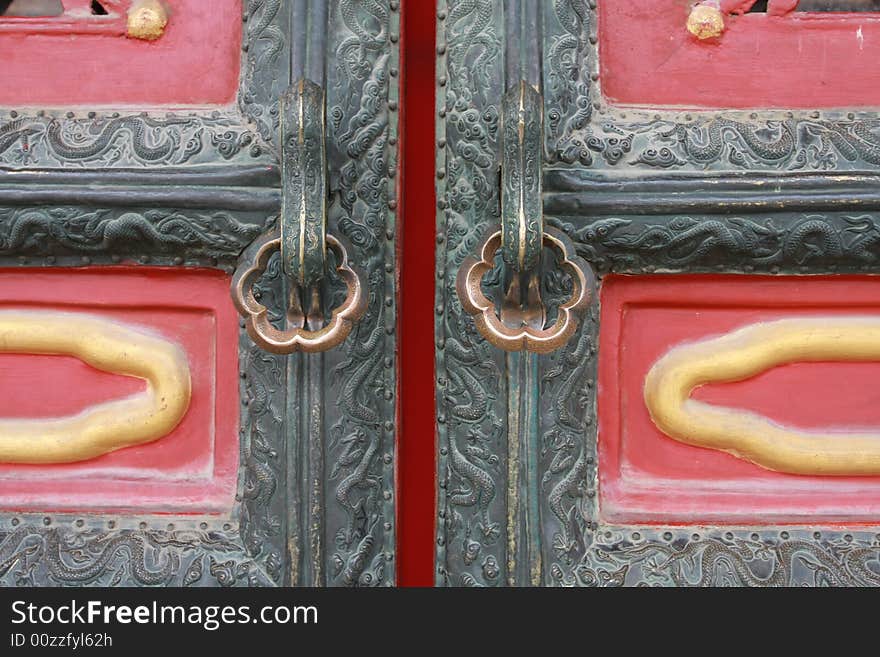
[434,1,450,578]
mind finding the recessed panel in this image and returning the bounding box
[0,267,239,514]
[600,0,880,108]
[0,0,242,106]
[599,274,880,524]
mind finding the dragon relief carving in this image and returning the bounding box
[545,0,880,172]
[0,525,276,587]
[240,261,286,585]
[0,207,265,257]
[323,0,394,588]
[550,214,880,271]
[438,0,507,588]
[0,0,282,168]
[239,0,284,149]
[559,533,880,587]
[540,321,596,577]
[634,117,880,171]
[0,109,261,170]
[0,113,253,167]
[545,0,635,168]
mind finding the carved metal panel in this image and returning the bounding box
[437,0,880,586]
[0,0,400,587]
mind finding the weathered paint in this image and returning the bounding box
[0,0,242,106]
[601,0,880,108]
[0,267,239,515]
[599,274,880,525]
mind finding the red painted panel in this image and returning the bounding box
[599,274,880,525]
[0,267,239,515]
[0,0,241,106]
[600,1,880,108]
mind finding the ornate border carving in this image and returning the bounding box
[537,224,880,585]
[320,0,399,587]
[0,206,269,259]
[0,329,287,587]
[436,0,508,587]
[550,213,880,272]
[558,529,880,587]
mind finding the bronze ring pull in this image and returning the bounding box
[456,81,594,354]
[456,227,595,355]
[231,231,366,354]
[231,78,366,354]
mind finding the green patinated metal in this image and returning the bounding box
[0,0,400,588]
[281,79,327,289]
[501,82,543,274]
[437,0,880,587]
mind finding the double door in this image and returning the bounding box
[4,0,880,588]
[0,0,398,587]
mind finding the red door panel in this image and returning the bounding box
[601,0,880,108]
[599,274,880,525]
[0,267,240,515]
[0,0,242,106]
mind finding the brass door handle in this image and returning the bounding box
[456,227,593,355]
[232,231,366,354]
[231,79,367,354]
[501,81,543,273]
[456,82,594,354]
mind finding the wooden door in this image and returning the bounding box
[436,0,880,586]
[0,0,400,587]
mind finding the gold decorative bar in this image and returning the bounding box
[644,317,880,475]
[0,310,190,464]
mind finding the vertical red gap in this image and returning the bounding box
[397,0,436,586]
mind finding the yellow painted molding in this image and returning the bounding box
[644,317,880,475]
[0,311,191,464]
